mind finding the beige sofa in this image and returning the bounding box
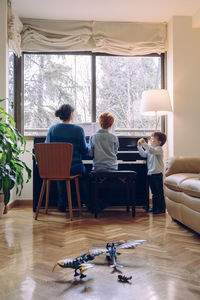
[164,157,200,234]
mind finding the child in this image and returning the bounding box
[137,131,167,214]
[89,112,119,171]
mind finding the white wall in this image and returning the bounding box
[0,0,15,204]
[167,16,200,156]
[0,0,8,106]
[17,139,34,200]
[166,18,174,158]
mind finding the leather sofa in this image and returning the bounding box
[164,157,200,234]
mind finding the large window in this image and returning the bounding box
[22,53,163,136]
[96,55,161,135]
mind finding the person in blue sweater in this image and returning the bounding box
[137,131,167,214]
[45,103,89,211]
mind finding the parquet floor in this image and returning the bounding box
[0,207,199,300]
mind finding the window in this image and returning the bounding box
[96,55,162,135]
[21,53,163,136]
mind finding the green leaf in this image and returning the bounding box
[0,98,33,204]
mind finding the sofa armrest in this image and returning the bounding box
[165,156,200,177]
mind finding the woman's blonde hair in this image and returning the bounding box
[98,112,114,129]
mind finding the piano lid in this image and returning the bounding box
[118,136,148,151]
[86,136,148,152]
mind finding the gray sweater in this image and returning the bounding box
[89,129,119,171]
[137,142,164,175]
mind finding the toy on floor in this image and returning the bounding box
[91,240,146,268]
[53,240,146,278]
[52,251,96,279]
[118,275,132,282]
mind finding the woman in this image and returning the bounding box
[45,103,89,211]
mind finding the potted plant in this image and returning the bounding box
[0,98,31,216]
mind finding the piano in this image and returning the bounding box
[33,136,149,212]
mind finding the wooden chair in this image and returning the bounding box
[34,143,82,220]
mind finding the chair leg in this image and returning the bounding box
[125,182,131,213]
[75,177,82,215]
[94,182,99,218]
[66,180,73,220]
[35,179,46,220]
[45,180,50,214]
[131,180,136,217]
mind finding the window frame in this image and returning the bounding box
[14,52,165,135]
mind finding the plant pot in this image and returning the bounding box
[0,194,5,218]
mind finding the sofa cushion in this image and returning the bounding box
[164,173,199,192]
[165,187,182,203]
[182,193,200,213]
[165,157,200,177]
[180,178,200,198]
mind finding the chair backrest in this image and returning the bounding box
[34,143,73,179]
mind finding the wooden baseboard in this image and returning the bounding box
[6,200,33,211]
[6,199,151,211]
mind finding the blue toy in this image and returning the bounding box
[91,240,146,268]
[52,251,95,279]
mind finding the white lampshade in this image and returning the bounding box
[141,89,172,115]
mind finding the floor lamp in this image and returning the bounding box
[141,89,172,130]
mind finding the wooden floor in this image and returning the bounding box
[0,207,199,300]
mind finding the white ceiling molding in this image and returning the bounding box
[11,0,200,23]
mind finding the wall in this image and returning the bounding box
[17,139,33,200]
[0,0,15,203]
[166,18,174,158]
[0,0,8,107]
[167,16,200,156]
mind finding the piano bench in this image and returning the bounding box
[89,170,136,218]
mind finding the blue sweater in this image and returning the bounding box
[45,123,89,175]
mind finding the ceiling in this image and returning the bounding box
[12,0,200,22]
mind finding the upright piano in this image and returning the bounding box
[33,136,149,212]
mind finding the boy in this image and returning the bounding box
[89,112,119,171]
[137,131,167,214]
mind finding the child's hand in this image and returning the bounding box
[137,138,145,146]
[138,138,145,145]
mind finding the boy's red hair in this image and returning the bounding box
[99,112,114,129]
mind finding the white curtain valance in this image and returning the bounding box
[21,18,167,56]
[21,19,94,53]
[7,1,23,57]
[92,21,166,55]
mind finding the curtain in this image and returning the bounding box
[92,21,166,55]
[7,1,23,57]
[20,18,167,56]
